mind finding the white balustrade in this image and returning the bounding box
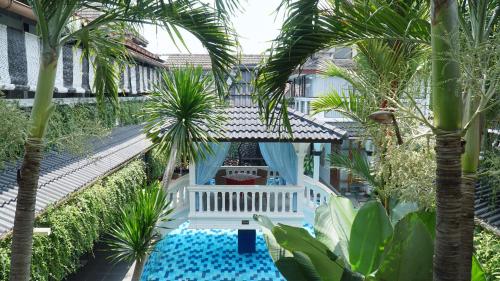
[187,184,304,229]
[167,170,340,229]
[166,174,190,212]
[302,176,339,223]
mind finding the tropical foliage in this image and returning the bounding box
[10,0,237,278]
[0,160,146,280]
[107,182,173,281]
[255,195,488,281]
[0,100,145,168]
[474,228,500,280]
[255,196,436,281]
[142,66,227,188]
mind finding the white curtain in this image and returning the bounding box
[195,142,230,185]
[259,142,298,185]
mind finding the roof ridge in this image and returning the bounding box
[286,107,348,138]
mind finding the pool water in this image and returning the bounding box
[141,222,286,281]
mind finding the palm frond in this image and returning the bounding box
[142,66,227,164]
[255,0,430,130]
[73,22,132,110]
[106,182,173,264]
[329,150,379,188]
[154,0,238,98]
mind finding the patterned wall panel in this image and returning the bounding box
[0,24,160,97]
[0,25,12,89]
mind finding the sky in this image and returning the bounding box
[142,0,284,55]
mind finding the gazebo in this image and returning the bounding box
[164,106,346,252]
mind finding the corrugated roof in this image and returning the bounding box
[475,181,500,233]
[0,125,151,235]
[203,107,346,142]
[163,54,264,69]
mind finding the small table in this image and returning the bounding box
[222,174,261,185]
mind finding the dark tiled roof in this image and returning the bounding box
[163,54,264,69]
[0,125,151,235]
[210,107,346,142]
[327,121,364,138]
[475,181,500,233]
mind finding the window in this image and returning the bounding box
[334,47,352,59]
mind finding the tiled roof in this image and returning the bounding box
[0,125,151,235]
[209,107,346,142]
[327,121,364,138]
[163,54,264,69]
[475,181,500,234]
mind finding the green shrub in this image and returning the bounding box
[145,147,169,182]
[0,159,146,281]
[474,227,500,280]
[0,100,146,167]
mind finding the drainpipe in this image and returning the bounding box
[0,0,36,21]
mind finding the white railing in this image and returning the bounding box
[293,97,352,122]
[166,174,190,212]
[303,176,339,221]
[187,184,304,229]
[165,172,339,229]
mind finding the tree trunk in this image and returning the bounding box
[459,96,482,281]
[161,146,178,190]
[9,47,58,281]
[434,134,463,281]
[459,173,475,281]
[431,1,462,281]
[9,139,44,281]
[131,258,146,281]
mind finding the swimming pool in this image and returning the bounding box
[141,222,286,281]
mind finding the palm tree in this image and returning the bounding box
[107,182,173,281]
[142,66,227,189]
[457,2,499,280]
[10,1,237,280]
[255,1,497,280]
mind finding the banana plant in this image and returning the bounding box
[255,195,487,281]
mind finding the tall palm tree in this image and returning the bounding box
[107,182,173,281]
[429,1,463,280]
[458,1,499,280]
[255,1,497,280]
[10,1,237,280]
[142,66,227,189]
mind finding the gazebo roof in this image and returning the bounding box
[209,107,347,143]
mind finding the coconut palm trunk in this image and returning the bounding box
[161,145,178,189]
[431,1,463,281]
[131,258,147,281]
[10,45,59,281]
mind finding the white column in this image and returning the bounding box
[189,162,196,186]
[313,143,322,181]
[293,143,308,186]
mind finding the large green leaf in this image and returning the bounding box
[275,257,321,281]
[315,196,357,262]
[254,214,292,262]
[349,201,393,275]
[273,224,345,281]
[390,201,419,225]
[471,255,487,281]
[375,212,434,281]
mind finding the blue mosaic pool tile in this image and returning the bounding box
[141,222,287,281]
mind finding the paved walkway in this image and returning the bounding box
[64,242,134,281]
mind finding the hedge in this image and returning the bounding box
[0,159,146,281]
[474,227,500,280]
